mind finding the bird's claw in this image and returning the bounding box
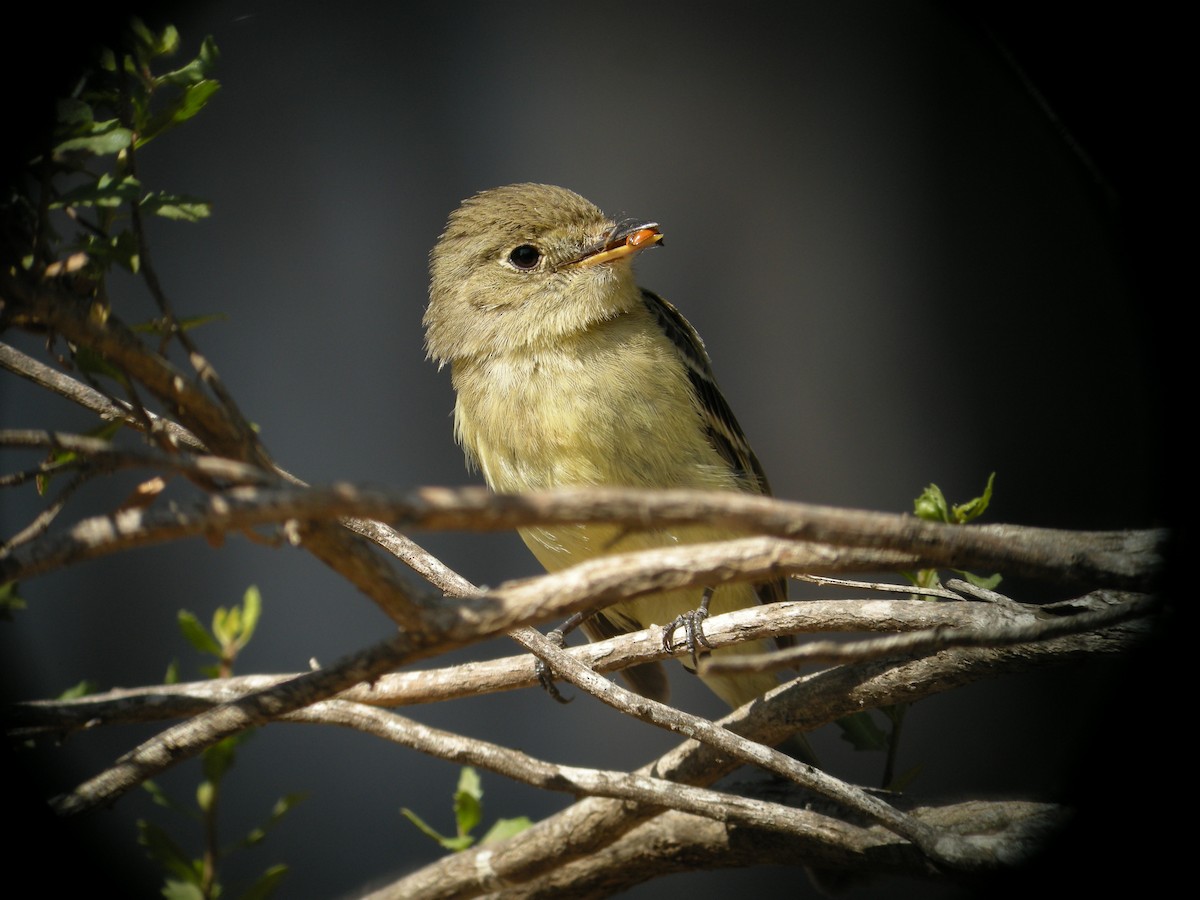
[535,629,573,704]
[663,607,713,667]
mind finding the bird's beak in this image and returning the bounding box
[571,221,664,267]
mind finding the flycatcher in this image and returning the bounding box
[425,183,790,710]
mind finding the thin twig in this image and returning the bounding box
[367,622,1144,898]
[0,482,1163,591]
[702,590,1156,673]
[0,340,206,451]
[50,633,429,815]
[792,572,964,601]
[3,595,1053,733]
[289,699,861,842]
[509,627,961,865]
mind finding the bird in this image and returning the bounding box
[424,182,792,712]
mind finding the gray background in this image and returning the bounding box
[2,2,1171,897]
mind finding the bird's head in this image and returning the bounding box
[425,183,662,365]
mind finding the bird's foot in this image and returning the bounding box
[535,628,573,704]
[663,588,715,667]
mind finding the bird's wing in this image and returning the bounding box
[640,289,790,612]
[640,289,771,496]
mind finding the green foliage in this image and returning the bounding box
[402,767,533,852]
[57,679,97,699]
[34,420,123,495]
[139,586,301,900]
[132,312,229,337]
[17,18,218,283]
[9,22,295,895]
[0,581,28,618]
[913,473,995,526]
[138,818,202,884]
[906,473,1001,591]
[97,20,222,151]
[849,474,1003,788]
[178,585,262,678]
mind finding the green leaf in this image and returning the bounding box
[1,582,28,618]
[133,312,228,335]
[140,192,212,222]
[57,680,96,700]
[836,711,890,752]
[212,605,231,644]
[74,344,132,387]
[54,119,134,156]
[912,483,950,523]
[177,610,221,656]
[196,779,215,813]
[160,36,221,86]
[237,585,262,648]
[454,793,482,840]
[915,474,996,525]
[908,476,1001,593]
[454,767,483,837]
[239,864,289,900]
[142,779,192,816]
[270,792,308,819]
[401,807,473,850]
[202,733,243,784]
[56,98,96,127]
[456,767,482,801]
[955,569,1003,590]
[34,439,80,496]
[137,819,198,882]
[164,658,181,685]
[885,763,923,793]
[951,472,996,524]
[479,817,533,845]
[237,792,307,850]
[75,229,142,275]
[138,80,222,147]
[90,419,125,442]
[129,18,161,55]
[157,24,182,57]
[53,173,141,209]
[126,19,180,72]
[162,881,206,900]
[901,566,943,590]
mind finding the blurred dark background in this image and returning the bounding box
[2,2,1173,897]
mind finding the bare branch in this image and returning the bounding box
[0,287,453,632]
[1,261,1166,896]
[48,633,423,814]
[375,797,1065,899]
[363,624,1135,898]
[508,628,956,865]
[9,592,1148,734]
[1,483,1162,591]
[0,341,206,451]
[286,699,884,844]
[703,589,1155,672]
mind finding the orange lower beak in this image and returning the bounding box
[573,224,663,267]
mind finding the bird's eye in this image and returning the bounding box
[508,245,541,270]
